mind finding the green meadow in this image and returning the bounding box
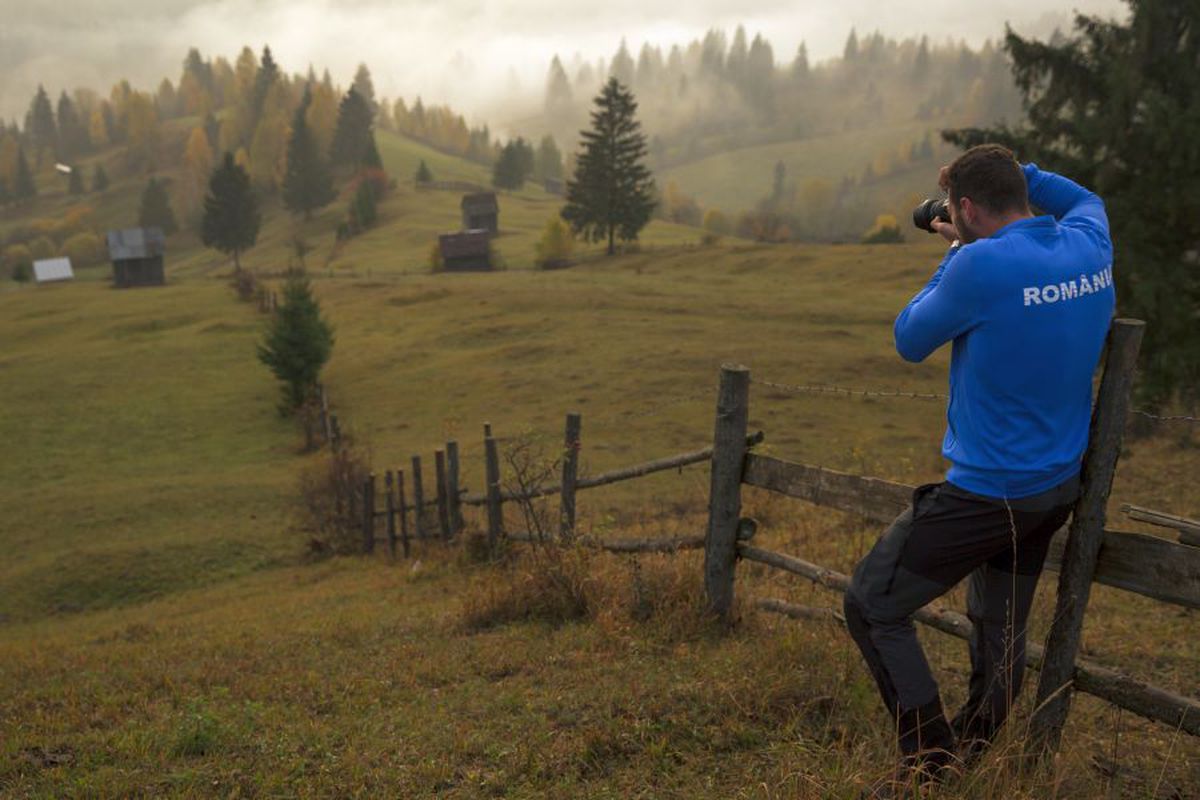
[0,128,1197,797]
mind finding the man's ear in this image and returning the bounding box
[958,196,976,225]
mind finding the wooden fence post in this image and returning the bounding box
[385,470,397,559]
[704,364,751,622]
[362,473,376,554]
[485,433,503,556]
[447,440,463,534]
[330,414,341,451]
[411,455,425,540]
[1030,319,1145,754]
[397,468,410,558]
[560,412,582,542]
[318,384,331,445]
[435,449,451,541]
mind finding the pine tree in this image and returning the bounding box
[139,177,178,235]
[56,92,89,160]
[252,45,280,127]
[347,179,378,234]
[492,139,534,190]
[68,168,84,195]
[329,87,373,168]
[415,159,433,184]
[26,86,56,167]
[92,164,110,192]
[202,152,261,271]
[282,87,336,219]
[257,271,334,413]
[561,78,657,255]
[945,0,1200,406]
[0,176,10,207]
[535,135,563,181]
[13,147,36,204]
[352,63,377,118]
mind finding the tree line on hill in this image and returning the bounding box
[540,26,1021,173]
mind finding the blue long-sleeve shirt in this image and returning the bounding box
[894,164,1115,498]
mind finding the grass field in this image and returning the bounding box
[0,227,1195,796]
[1,134,1198,796]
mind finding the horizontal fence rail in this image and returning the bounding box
[743,452,1200,610]
[738,542,1200,737]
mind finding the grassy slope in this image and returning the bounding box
[658,121,940,214]
[1,135,1197,796]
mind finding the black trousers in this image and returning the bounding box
[843,477,1077,743]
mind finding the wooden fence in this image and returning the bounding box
[339,317,1198,758]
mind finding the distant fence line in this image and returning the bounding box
[313,318,1198,757]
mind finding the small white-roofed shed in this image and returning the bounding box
[33,257,74,284]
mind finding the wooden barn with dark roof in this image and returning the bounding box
[438,230,493,272]
[107,227,166,288]
[460,193,499,233]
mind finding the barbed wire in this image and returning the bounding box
[755,375,1198,426]
[753,377,950,402]
[1130,409,1200,425]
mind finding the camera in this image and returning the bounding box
[912,198,951,233]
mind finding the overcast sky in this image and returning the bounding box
[0,0,1129,128]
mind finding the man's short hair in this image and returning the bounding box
[947,144,1029,215]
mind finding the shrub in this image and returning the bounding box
[297,442,372,557]
[862,213,904,244]
[702,208,732,236]
[3,244,33,282]
[59,232,107,268]
[461,544,595,631]
[535,216,574,269]
[28,236,56,261]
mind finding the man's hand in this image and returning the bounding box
[931,219,957,244]
[938,165,951,193]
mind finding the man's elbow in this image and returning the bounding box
[894,336,929,363]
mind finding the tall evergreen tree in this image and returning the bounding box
[352,63,377,118]
[945,0,1200,406]
[561,78,657,255]
[252,45,280,127]
[415,159,433,184]
[202,152,261,271]
[56,92,89,160]
[329,87,373,167]
[257,271,334,413]
[26,86,56,167]
[535,135,564,181]
[282,87,336,219]
[492,138,534,190]
[139,177,178,235]
[13,146,36,204]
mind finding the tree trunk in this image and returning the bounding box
[607,226,615,256]
[233,248,241,272]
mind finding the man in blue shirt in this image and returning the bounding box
[843,144,1114,792]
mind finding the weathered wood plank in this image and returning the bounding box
[411,455,426,540]
[458,432,763,506]
[742,452,911,525]
[446,440,463,534]
[1033,319,1145,752]
[560,412,581,542]
[1122,503,1200,547]
[397,468,410,558]
[744,451,1196,610]
[738,542,1200,737]
[435,449,451,541]
[485,435,503,555]
[385,470,397,559]
[705,365,750,621]
[1045,527,1200,610]
[361,474,376,554]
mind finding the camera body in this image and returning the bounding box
[912,198,951,233]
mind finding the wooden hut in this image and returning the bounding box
[438,230,492,272]
[107,227,165,288]
[460,193,499,233]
